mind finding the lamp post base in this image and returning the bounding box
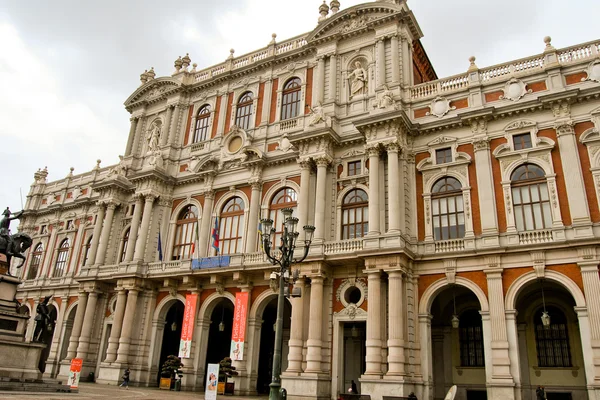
[269,382,281,400]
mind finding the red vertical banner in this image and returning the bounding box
[230,292,249,360]
[68,358,83,389]
[178,293,198,358]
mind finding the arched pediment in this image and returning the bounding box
[124,77,181,109]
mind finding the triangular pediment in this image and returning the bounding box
[124,78,181,110]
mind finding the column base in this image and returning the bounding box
[360,377,417,400]
[487,383,516,400]
[282,373,331,400]
[96,363,124,385]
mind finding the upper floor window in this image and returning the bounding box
[53,239,70,278]
[513,133,533,150]
[172,205,199,261]
[535,306,571,367]
[235,92,253,130]
[82,236,92,266]
[280,78,301,121]
[66,220,75,230]
[40,225,47,235]
[431,177,464,240]
[193,105,211,143]
[342,189,369,240]
[220,197,245,255]
[436,148,452,165]
[459,309,485,367]
[511,164,551,231]
[269,188,298,245]
[120,228,130,263]
[27,243,43,280]
[348,161,361,177]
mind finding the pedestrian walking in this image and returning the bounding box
[120,367,130,389]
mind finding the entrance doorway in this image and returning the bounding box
[342,321,366,394]
[204,299,234,383]
[157,301,184,384]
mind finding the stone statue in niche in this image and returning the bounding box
[146,123,161,153]
[348,61,368,98]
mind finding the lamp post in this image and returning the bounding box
[261,208,315,400]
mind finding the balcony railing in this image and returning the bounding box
[434,239,465,253]
[518,229,553,245]
[324,239,363,255]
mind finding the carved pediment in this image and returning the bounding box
[505,120,536,131]
[428,136,457,147]
[124,78,181,109]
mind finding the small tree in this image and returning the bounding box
[218,357,238,383]
[161,355,184,378]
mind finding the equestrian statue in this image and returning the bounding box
[0,207,32,274]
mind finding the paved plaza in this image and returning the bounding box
[0,383,267,400]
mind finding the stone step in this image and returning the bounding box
[0,379,73,393]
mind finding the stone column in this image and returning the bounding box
[198,191,215,258]
[387,270,405,376]
[473,136,499,235]
[579,260,600,381]
[286,277,306,373]
[390,35,400,84]
[168,105,181,146]
[86,204,105,267]
[161,105,174,146]
[76,291,99,359]
[314,157,330,242]
[40,224,58,277]
[328,54,337,103]
[124,117,138,157]
[364,270,382,376]
[314,57,325,105]
[104,289,127,363]
[94,202,117,266]
[245,181,262,253]
[124,196,144,262]
[261,80,273,126]
[133,195,155,262]
[367,145,381,235]
[66,291,88,359]
[400,34,412,86]
[68,221,86,275]
[305,276,324,373]
[131,115,145,156]
[115,289,139,363]
[297,161,312,230]
[386,143,401,234]
[376,38,386,88]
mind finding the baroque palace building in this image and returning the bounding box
[12,0,600,399]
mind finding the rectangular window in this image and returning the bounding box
[66,220,74,230]
[40,225,47,234]
[513,133,532,150]
[435,148,452,164]
[348,161,361,176]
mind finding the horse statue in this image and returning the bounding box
[0,232,33,273]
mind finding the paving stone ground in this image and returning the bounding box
[0,383,268,400]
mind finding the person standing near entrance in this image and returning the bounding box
[536,386,547,400]
[120,367,130,389]
[349,380,358,394]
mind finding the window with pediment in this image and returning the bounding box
[435,148,453,164]
[342,189,369,240]
[220,197,245,255]
[193,105,211,143]
[235,92,253,130]
[513,133,532,150]
[53,239,70,277]
[172,205,198,260]
[511,164,552,232]
[27,243,43,279]
[269,188,298,245]
[281,78,301,121]
[431,177,465,240]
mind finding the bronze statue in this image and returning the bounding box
[0,207,32,273]
[33,295,53,343]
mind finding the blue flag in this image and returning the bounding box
[158,230,163,261]
[211,217,220,253]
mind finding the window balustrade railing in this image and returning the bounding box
[434,239,465,253]
[518,229,553,245]
[324,239,364,254]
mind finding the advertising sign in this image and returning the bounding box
[205,363,220,400]
[68,358,83,389]
[230,291,249,361]
[178,293,198,358]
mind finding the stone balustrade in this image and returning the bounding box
[518,229,553,245]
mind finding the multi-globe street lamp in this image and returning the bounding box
[261,208,314,400]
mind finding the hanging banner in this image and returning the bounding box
[68,358,83,389]
[230,291,249,361]
[205,363,220,400]
[178,293,198,358]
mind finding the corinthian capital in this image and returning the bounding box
[315,156,332,167]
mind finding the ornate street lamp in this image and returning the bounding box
[540,279,551,329]
[451,286,460,329]
[261,208,314,400]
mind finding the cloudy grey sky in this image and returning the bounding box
[0,0,597,217]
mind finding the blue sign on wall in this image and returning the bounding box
[191,256,231,270]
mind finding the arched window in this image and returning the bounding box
[342,189,369,240]
[193,105,211,143]
[27,243,43,280]
[53,239,70,277]
[431,177,465,240]
[459,309,485,367]
[535,306,572,367]
[269,188,298,245]
[235,92,253,130]
[511,164,552,231]
[172,205,199,260]
[82,236,92,266]
[280,78,302,121]
[120,228,130,263]
[220,197,245,255]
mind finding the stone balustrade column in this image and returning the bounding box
[76,291,99,359]
[104,289,127,363]
[133,195,155,262]
[161,106,174,146]
[245,181,262,253]
[367,145,381,235]
[386,143,401,233]
[365,270,383,376]
[387,270,405,376]
[124,196,144,262]
[86,204,106,267]
[115,288,139,363]
[94,202,117,266]
[314,157,330,242]
[131,115,145,156]
[66,291,88,359]
[328,54,337,102]
[390,34,400,84]
[168,105,181,146]
[485,268,514,382]
[124,117,138,157]
[297,161,312,231]
[286,277,306,373]
[376,38,386,88]
[198,191,215,258]
[305,276,324,373]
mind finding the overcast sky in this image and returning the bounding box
[0,0,597,220]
